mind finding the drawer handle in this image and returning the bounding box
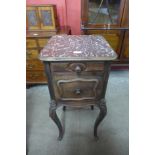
[75,88,81,95]
[28,64,35,69]
[57,78,99,101]
[75,66,82,73]
[30,74,39,79]
[27,52,32,55]
[33,33,38,36]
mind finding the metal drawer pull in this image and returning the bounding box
[30,74,40,79]
[28,64,35,69]
[75,65,82,73]
[57,78,99,101]
[75,88,81,95]
[33,33,38,36]
[27,52,32,55]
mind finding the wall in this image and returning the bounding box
[26,0,81,34]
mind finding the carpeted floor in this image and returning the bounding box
[26,70,129,155]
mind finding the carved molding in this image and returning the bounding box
[66,63,86,72]
[98,98,107,113]
[49,100,57,110]
[57,78,99,101]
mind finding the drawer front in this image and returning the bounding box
[27,71,47,83]
[38,38,49,47]
[53,74,103,101]
[26,49,39,59]
[26,60,44,70]
[26,39,37,48]
[51,62,104,72]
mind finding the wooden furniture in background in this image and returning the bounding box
[39,35,117,140]
[26,5,71,85]
[26,5,58,31]
[81,0,129,64]
[26,26,71,85]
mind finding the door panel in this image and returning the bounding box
[38,6,56,30]
[27,7,40,30]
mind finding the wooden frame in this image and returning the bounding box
[81,0,129,64]
[26,5,58,31]
[38,6,57,30]
[81,0,127,27]
[26,6,40,30]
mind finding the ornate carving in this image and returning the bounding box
[66,63,86,73]
[49,100,57,110]
[57,78,99,101]
[39,36,116,140]
[99,98,107,109]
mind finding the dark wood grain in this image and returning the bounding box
[40,35,117,139]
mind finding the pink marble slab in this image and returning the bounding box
[39,35,117,61]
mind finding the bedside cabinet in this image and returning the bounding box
[26,26,71,85]
[39,35,117,140]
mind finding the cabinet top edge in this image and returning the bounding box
[39,35,118,61]
[26,4,56,7]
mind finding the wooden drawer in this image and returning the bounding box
[38,38,49,47]
[51,62,104,72]
[26,60,44,70]
[26,49,39,59]
[27,71,47,83]
[26,39,37,48]
[53,74,104,101]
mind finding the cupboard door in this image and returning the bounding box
[87,0,126,26]
[38,6,56,30]
[27,7,40,30]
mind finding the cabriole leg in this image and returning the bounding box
[49,100,64,140]
[94,99,107,138]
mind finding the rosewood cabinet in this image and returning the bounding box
[39,35,117,140]
[81,0,129,64]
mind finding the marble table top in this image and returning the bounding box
[39,35,117,62]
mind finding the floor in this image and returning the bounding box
[26,70,129,155]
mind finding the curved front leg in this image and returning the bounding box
[94,99,107,138]
[49,100,64,140]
